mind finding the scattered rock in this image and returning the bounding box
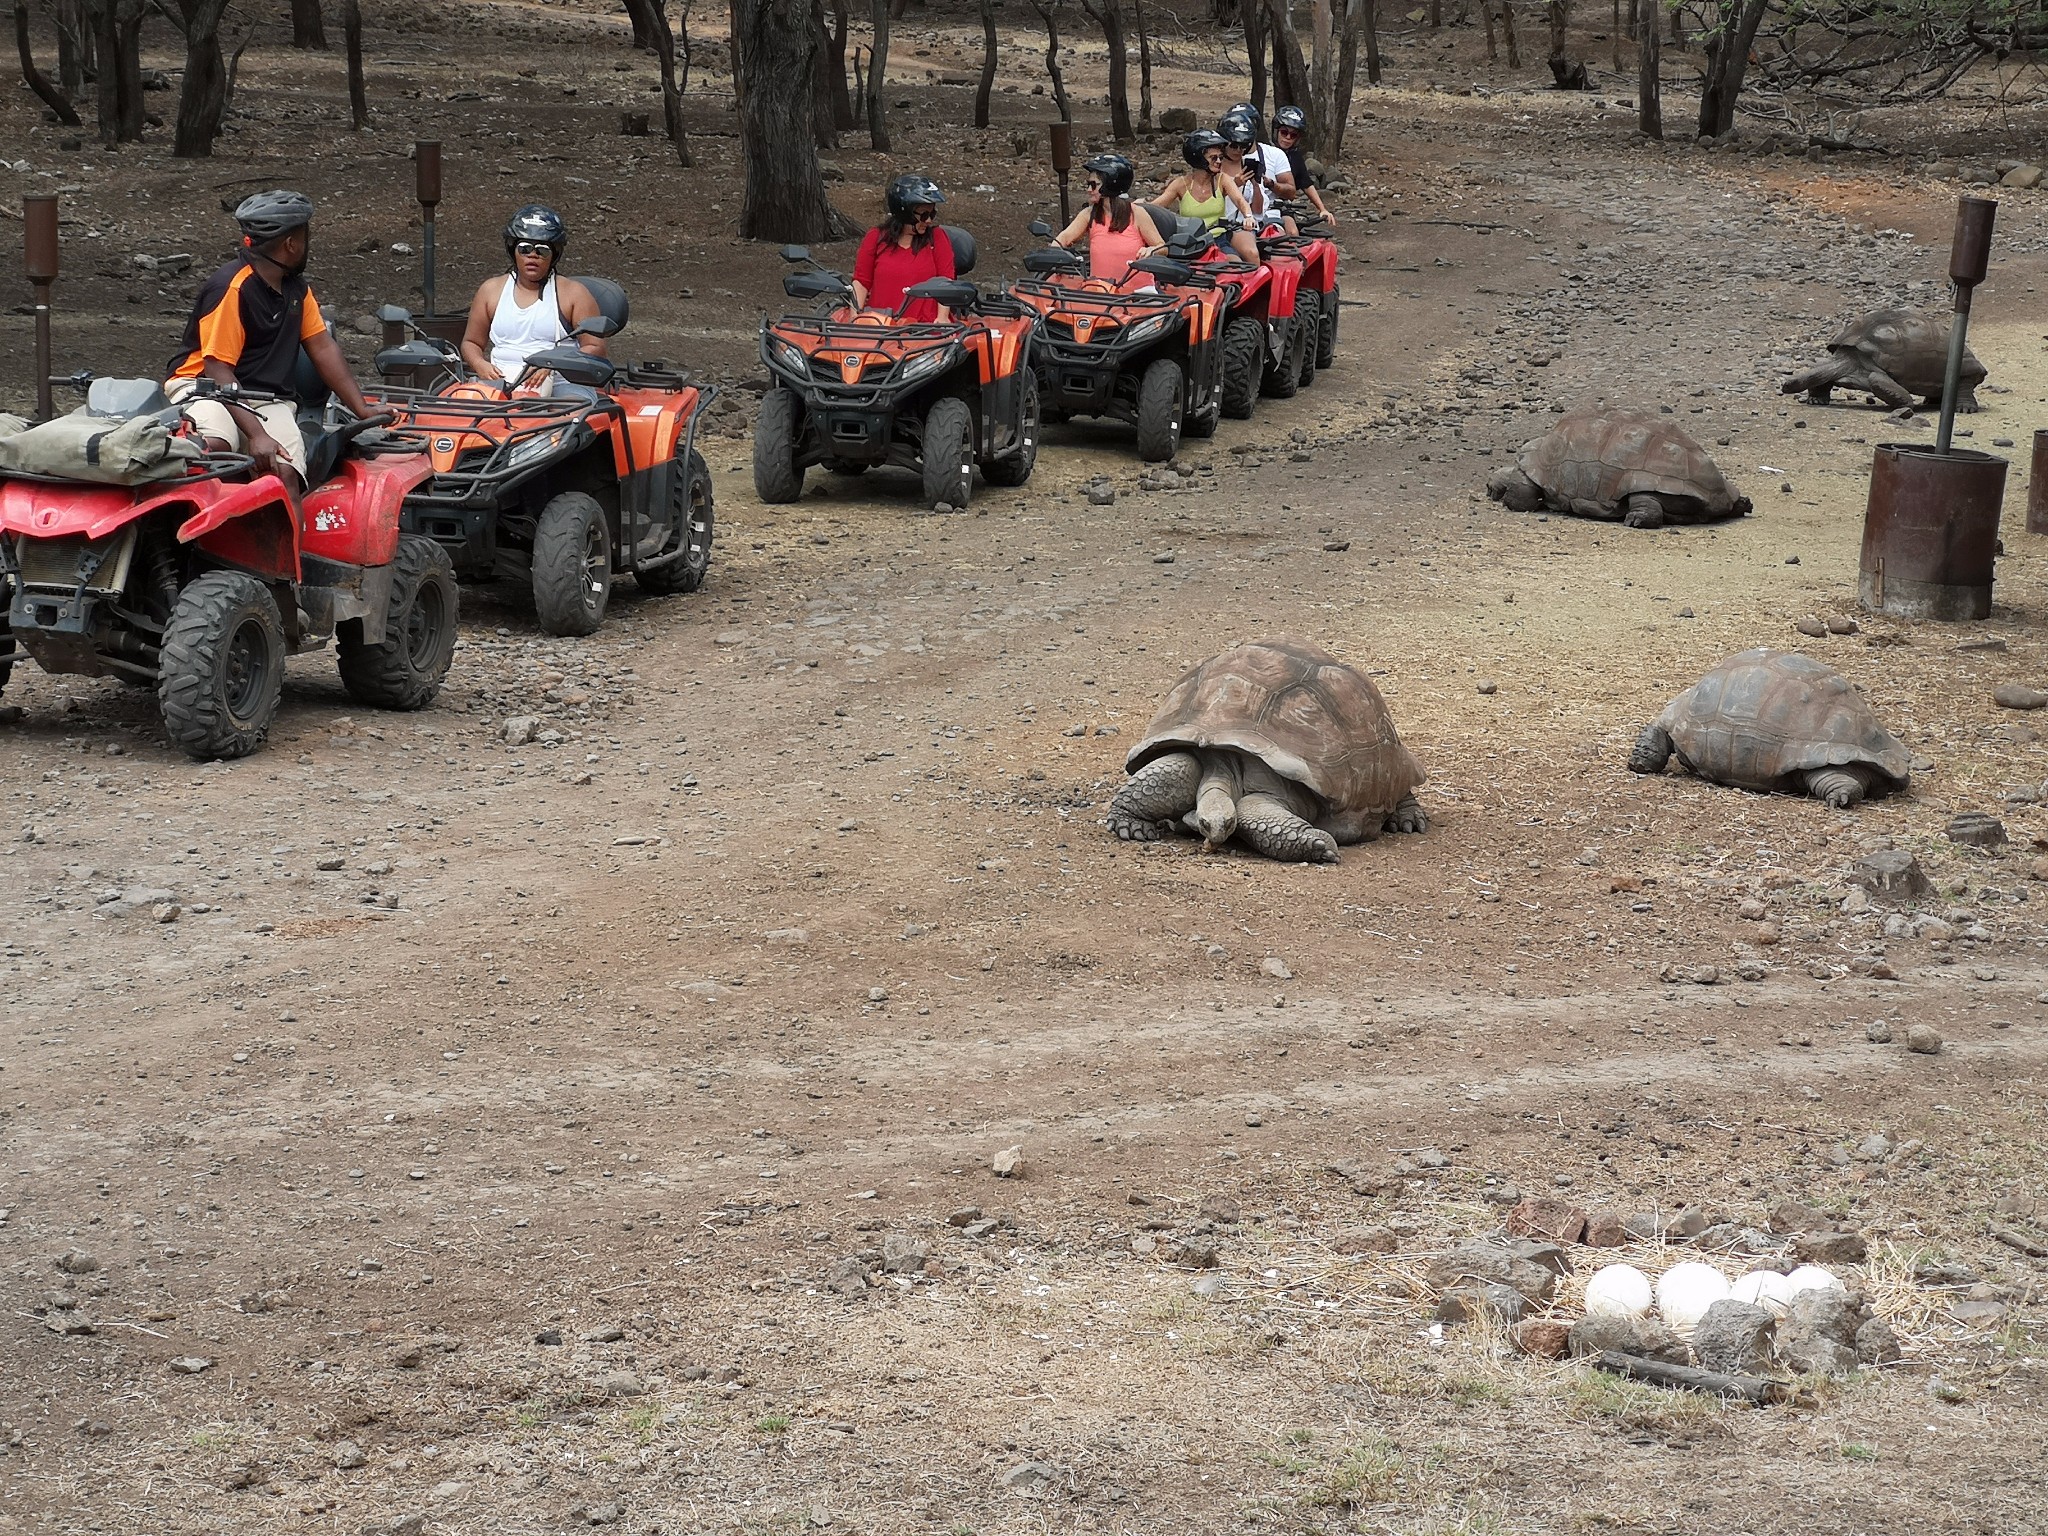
[1855,1315,1903,1365]
[334,1440,368,1470]
[881,1232,930,1274]
[1691,1299,1777,1374]
[55,1249,100,1276]
[1582,1209,1627,1247]
[1507,1196,1587,1245]
[1906,1024,1944,1055]
[1333,1224,1399,1255]
[1866,1020,1893,1044]
[582,1324,626,1344]
[1794,1229,1869,1265]
[1000,1459,1059,1493]
[821,1256,869,1296]
[1852,849,1931,901]
[992,1145,1024,1178]
[1993,683,2048,710]
[1426,1241,1559,1305]
[501,715,540,746]
[167,1356,214,1374]
[1946,811,2007,848]
[1777,1287,1862,1376]
[1260,956,1293,980]
[1435,1281,1526,1323]
[1794,616,1828,638]
[1513,1318,1572,1359]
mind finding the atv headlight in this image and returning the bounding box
[895,345,956,385]
[1121,314,1173,346]
[769,337,808,376]
[505,426,570,469]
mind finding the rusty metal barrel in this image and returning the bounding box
[1859,442,2008,621]
[2028,429,2048,536]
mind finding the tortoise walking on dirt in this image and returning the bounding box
[1780,308,1985,413]
[1107,638,1427,863]
[1486,407,1751,529]
[1628,649,1911,808]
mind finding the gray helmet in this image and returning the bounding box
[1082,153,1134,200]
[885,174,946,221]
[1181,129,1227,170]
[504,204,567,259]
[234,189,314,245]
[1217,112,1257,148]
[1273,105,1308,134]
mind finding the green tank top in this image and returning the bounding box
[1176,183,1227,233]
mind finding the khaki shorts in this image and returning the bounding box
[166,378,307,475]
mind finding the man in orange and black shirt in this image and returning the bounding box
[166,190,372,489]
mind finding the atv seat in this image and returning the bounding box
[941,227,976,276]
[580,276,630,338]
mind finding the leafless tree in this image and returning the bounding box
[1695,0,1768,137]
[734,0,858,240]
[290,0,324,48]
[1028,0,1071,123]
[342,0,366,129]
[1638,0,1660,136]
[866,0,890,150]
[1079,0,1133,141]
[14,2,81,125]
[974,0,996,126]
[1135,0,1152,125]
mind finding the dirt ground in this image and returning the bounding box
[6,5,2048,1534]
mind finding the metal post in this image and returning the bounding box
[1049,121,1073,228]
[1937,196,1997,456]
[416,140,442,318]
[24,194,59,422]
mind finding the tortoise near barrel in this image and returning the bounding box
[1780,307,1985,413]
[1485,407,1751,528]
[1107,638,1427,863]
[1628,649,1911,808]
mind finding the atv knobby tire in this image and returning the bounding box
[982,371,1039,487]
[753,388,806,504]
[157,570,285,761]
[1261,315,1303,400]
[922,395,975,509]
[636,448,715,596]
[532,491,612,637]
[1296,296,1320,390]
[338,535,459,709]
[1135,358,1185,463]
[1317,282,1338,371]
[1219,315,1265,421]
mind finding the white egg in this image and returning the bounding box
[1583,1263,1653,1319]
[1784,1264,1844,1297]
[1656,1261,1731,1336]
[1730,1269,1796,1318]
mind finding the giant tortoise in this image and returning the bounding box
[1486,408,1751,529]
[1107,638,1427,863]
[1628,649,1911,808]
[1780,308,1985,413]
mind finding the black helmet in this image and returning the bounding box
[885,174,946,221]
[1217,112,1257,148]
[1181,130,1226,171]
[1082,153,1134,200]
[504,204,567,260]
[1273,105,1308,133]
[234,189,314,245]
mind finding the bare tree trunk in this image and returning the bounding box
[728,0,747,109]
[1309,0,1334,130]
[621,0,656,48]
[1031,0,1070,123]
[290,0,324,47]
[974,0,996,127]
[828,0,853,127]
[734,0,857,241]
[1499,0,1519,65]
[1637,0,1660,136]
[173,0,229,157]
[342,0,367,128]
[1429,0,1440,23]
[1135,0,1151,126]
[809,0,836,146]
[1695,0,1767,138]
[1481,0,1496,58]
[16,2,82,124]
[649,0,692,163]
[1243,0,1267,113]
[866,0,889,150]
[1332,0,1365,152]
[93,0,141,145]
[1361,0,1378,83]
[54,0,86,100]
[1265,0,1309,106]
[1081,0,1132,142]
[1546,0,1564,53]
[1611,0,1621,66]
[1669,0,1683,46]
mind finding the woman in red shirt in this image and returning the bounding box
[852,174,957,322]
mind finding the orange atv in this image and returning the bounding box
[754,229,1039,511]
[367,278,715,636]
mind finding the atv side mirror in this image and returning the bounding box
[528,345,617,388]
[785,271,849,300]
[375,340,453,374]
[781,245,811,264]
[904,277,979,311]
[1023,248,1083,275]
[570,315,617,339]
[1132,257,1194,285]
[1027,219,1053,238]
[377,303,414,325]
[1167,231,1207,258]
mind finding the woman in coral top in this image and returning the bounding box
[852,174,957,322]
[1047,153,1166,285]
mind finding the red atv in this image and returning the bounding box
[1258,200,1341,387]
[0,377,457,760]
[1181,236,1310,418]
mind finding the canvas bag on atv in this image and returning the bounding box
[0,380,200,484]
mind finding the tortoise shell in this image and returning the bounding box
[1515,407,1745,516]
[1653,649,1911,792]
[1828,307,1984,395]
[1126,638,1425,819]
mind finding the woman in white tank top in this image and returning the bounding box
[458,204,608,391]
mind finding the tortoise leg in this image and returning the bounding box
[1235,793,1340,863]
[1852,366,1914,411]
[1382,793,1429,835]
[1621,493,1666,530]
[1486,467,1542,514]
[1192,752,1244,848]
[1108,751,1200,841]
[1627,726,1674,775]
[1803,766,1872,809]
[1947,383,1982,414]
[1782,356,1850,403]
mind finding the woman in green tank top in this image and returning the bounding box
[1156,129,1260,264]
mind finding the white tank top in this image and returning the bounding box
[489,274,565,384]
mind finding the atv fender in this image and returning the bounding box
[176,474,302,584]
[300,454,435,571]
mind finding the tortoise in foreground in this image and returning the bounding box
[1485,407,1751,529]
[1628,649,1911,808]
[1107,638,1427,863]
[1780,308,1985,413]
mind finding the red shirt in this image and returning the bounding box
[854,226,956,322]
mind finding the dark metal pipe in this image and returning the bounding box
[1049,121,1072,227]
[25,194,58,422]
[416,140,442,318]
[1937,196,1997,455]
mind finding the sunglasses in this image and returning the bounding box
[910,207,937,222]
[513,242,553,256]
[1275,126,1301,138]
[1085,179,1103,191]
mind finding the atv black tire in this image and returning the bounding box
[1296,296,1320,390]
[1261,316,1303,400]
[1135,358,1185,463]
[636,448,715,596]
[1317,282,1338,371]
[532,491,612,637]
[753,387,805,504]
[982,371,1039,487]
[1219,315,1265,420]
[338,535,459,709]
[157,570,285,761]
[921,395,975,508]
